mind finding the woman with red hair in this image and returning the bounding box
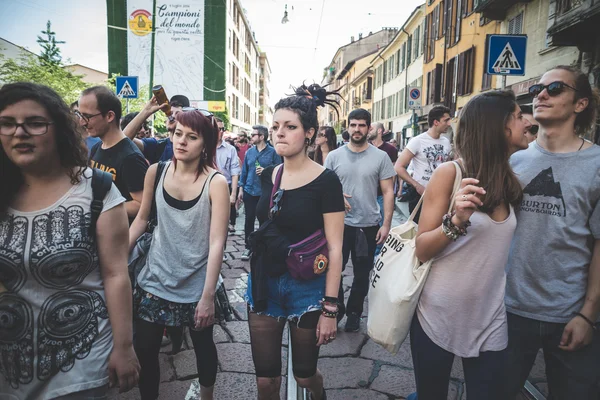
[129,109,231,400]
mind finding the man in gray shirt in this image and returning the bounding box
[505,66,600,399]
[325,108,396,332]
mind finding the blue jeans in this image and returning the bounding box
[505,312,600,399]
[410,314,507,400]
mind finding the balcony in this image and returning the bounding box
[548,0,600,49]
[474,0,533,20]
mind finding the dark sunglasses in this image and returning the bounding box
[269,189,284,219]
[529,81,578,97]
[528,125,539,135]
[219,127,225,131]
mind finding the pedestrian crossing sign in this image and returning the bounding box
[486,35,527,76]
[116,76,139,99]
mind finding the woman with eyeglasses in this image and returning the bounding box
[313,126,338,165]
[0,82,140,398]
[129,109,231,400]
[409,91,530,400]
[244,84,345,400]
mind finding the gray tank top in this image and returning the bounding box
[137,162,217,303]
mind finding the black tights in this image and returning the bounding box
[248,311,321,379]
[134,319,217,400]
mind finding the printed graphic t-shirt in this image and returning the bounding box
[89,138,148,201]
[506,142,600,323]
[405,133,452,187]
[0,168,125,399]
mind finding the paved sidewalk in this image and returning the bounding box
[109,203,548,399]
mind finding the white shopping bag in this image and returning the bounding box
[367,162,462,354]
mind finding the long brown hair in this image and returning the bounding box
[314,126,337,165]
[173,110,218,180]
[454,90,522,212]
[0,82,87,214]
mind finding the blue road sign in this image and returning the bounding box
[486,35,527,76]
[116,76,139,99]
[409,88,421,100]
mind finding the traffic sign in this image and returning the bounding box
[486,34,527,76]
[116,76,139,99]
[408,86,421,110]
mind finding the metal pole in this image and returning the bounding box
[502,75,507,90]
[126,98,130,114]
[148,0,158,99]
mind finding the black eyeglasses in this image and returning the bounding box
[527,125,539,135]
[219,127,225,131]
[0,118,53,136]
[269,189,284,219]
[74,110,103,124]
[529,81,578,97]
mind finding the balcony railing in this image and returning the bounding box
[556,0,583,15]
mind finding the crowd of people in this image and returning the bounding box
[0,64,599,400]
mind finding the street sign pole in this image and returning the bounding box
[149,0,158,99]
[126,98,130,114]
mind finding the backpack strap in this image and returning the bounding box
[89,168,113,236]
[269,165,284,209]
[148,161,167,230]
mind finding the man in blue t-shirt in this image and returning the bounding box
[123,94,190,164]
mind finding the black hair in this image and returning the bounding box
[427,105,451,126]
[274,83,341,145]
[81,85,122,127]
[252,125,268,137]
[170,94,190,108]
[342,130,349,141]
[0,82,87,214]
[520,104,533,115]
[121,111,141,130]
[348,108,371,127]
[70,100,78,110]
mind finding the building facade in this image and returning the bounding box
[372,5,426,144]
[423,0,501,119]
[258,52,273,128]
[476,0,580,103]
[226,0,263,132]
[319,28,399,129]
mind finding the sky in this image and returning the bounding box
[1,0,423,106]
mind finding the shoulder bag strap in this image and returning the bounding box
[148,161,167,230]
[89,169,113,236]
[269,165,284,209]
[407,161,463,223]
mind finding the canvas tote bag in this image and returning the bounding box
[367,161,462,354]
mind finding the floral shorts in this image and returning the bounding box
[134,283,233,327]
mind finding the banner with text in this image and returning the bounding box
[127,0,205,100]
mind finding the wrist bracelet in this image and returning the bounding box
[323,296,338,304]
[575,312,598,330]
[322,309,338,318]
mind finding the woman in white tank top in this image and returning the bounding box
[409,91,531,400]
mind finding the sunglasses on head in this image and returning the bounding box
[529,81,578,97]
[269,189,284,219]
[168,108,215,123]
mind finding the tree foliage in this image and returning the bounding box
[37,20,65,67]
[0,52,89,105]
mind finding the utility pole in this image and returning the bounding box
[148,0,158,99]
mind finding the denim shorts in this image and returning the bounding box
[245,271,326,323]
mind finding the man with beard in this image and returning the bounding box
[123,94,190,164]
[324,108,396,332]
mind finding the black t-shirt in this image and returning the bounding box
[90,138,148,201]
[256,165,345,243]
[377,142,398,196]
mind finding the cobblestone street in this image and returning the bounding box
[109,203,548,399]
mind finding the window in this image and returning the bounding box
[407,35,413,65]
[508,12,523,34]
[401,42,407,71]
[434,4,442,40]
[461,0,474,16]
[414,25,421,58]
[424,11,436,62]
[457,47,475,96]
[383,60,388,83]
[450,0,462,45]
[481,73,492,91]
[366,77,373,100]
[444,57,457,114]
[426,64,443,104]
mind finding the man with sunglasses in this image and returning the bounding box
[123,94,190,164]
[238,125,282,261]
[505,66,600,399]
[79,86,148,221]
[520,104,539,143]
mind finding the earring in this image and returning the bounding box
[201,150,207,160]
[305,138,310,145]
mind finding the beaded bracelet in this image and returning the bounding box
[322,309,338,319]
[442,212,471,241]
